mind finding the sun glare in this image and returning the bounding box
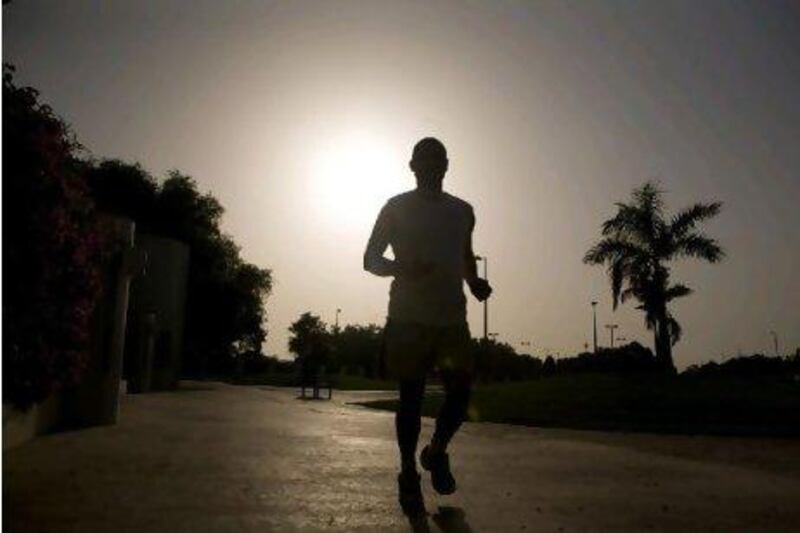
[310,133,407,232]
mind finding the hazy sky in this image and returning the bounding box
[4,0,799,368]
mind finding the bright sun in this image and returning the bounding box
[310,132,407,232]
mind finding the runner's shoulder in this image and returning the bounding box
[384,190,418,212]
[442,192,474,215]
[385,190,473,215]
[386,190,416,204]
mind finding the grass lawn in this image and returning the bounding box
[358,374,800,436]
[334,374,396,390]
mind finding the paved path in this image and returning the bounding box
[5,382,800,532]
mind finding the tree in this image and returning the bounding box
[329,324,384,376]
[542,355,556,377]
[229,263,273,357]
[473,339,532,382]
[584,182,724,371]
[555,342,660,374]
[2,64,104,408]
[288,313,331,380]
[87,162,272,375]
[85,159,158,226]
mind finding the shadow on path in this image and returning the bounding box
[408,506,473,532]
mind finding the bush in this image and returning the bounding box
[683,353,798,380]
[555,342,662,375]
[2,65,104,409]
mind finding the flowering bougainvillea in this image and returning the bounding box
[3,64,104,409]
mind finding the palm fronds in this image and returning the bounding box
[584,182,723,367]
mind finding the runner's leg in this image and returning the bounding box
[431,370,471,453]
[396,378,426,472]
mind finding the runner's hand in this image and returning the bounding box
[469,277,492,301]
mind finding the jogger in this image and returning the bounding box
[363,137,492,515]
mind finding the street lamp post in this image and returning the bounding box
[335,308,341,330]
[605,324,619,348]
[770,330,779,356]
[591,301,598,353]
[475,255,488,342]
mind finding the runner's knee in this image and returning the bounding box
[398,379,425,418]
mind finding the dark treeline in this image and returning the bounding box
[271,312,800,385]
[684,352,800,380]
[280,313,544,382]
[3,65,271,407]
[544,342,663,376]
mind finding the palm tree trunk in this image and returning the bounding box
[655,315,675,372]
[653,328,660,364]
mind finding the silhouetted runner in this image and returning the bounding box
[364,137,492,515]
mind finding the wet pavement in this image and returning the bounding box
[4,381,800,532]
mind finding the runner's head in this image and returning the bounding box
[410,137,448,187]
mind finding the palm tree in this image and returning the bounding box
[584,183,724,371]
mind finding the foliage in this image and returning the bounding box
[554,342,661,374]
[683,353,800,380]
[330,324,384,377]
[282,313,668,383]
[286,318,385,378]
[288,312,332,378]
[285,317,548,383]
[229,263,273,356]
[233,353,296,381]
[584,182,724,371]
[474,341,660,381]
[85,159,158,227]
[542,356,556,377]
[2,64,104,408]
[3,62,272,394]
[87,163,273,375]
[474,339,543,382]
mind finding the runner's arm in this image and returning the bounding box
[464,215,479,286]
[464,207,492,301]
[364,204,398,277]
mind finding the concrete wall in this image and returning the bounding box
[3,215,143,449]
[125,235,190,392]
[3,224,189,450]
[59,216,144,429]
[2,395,60,451]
